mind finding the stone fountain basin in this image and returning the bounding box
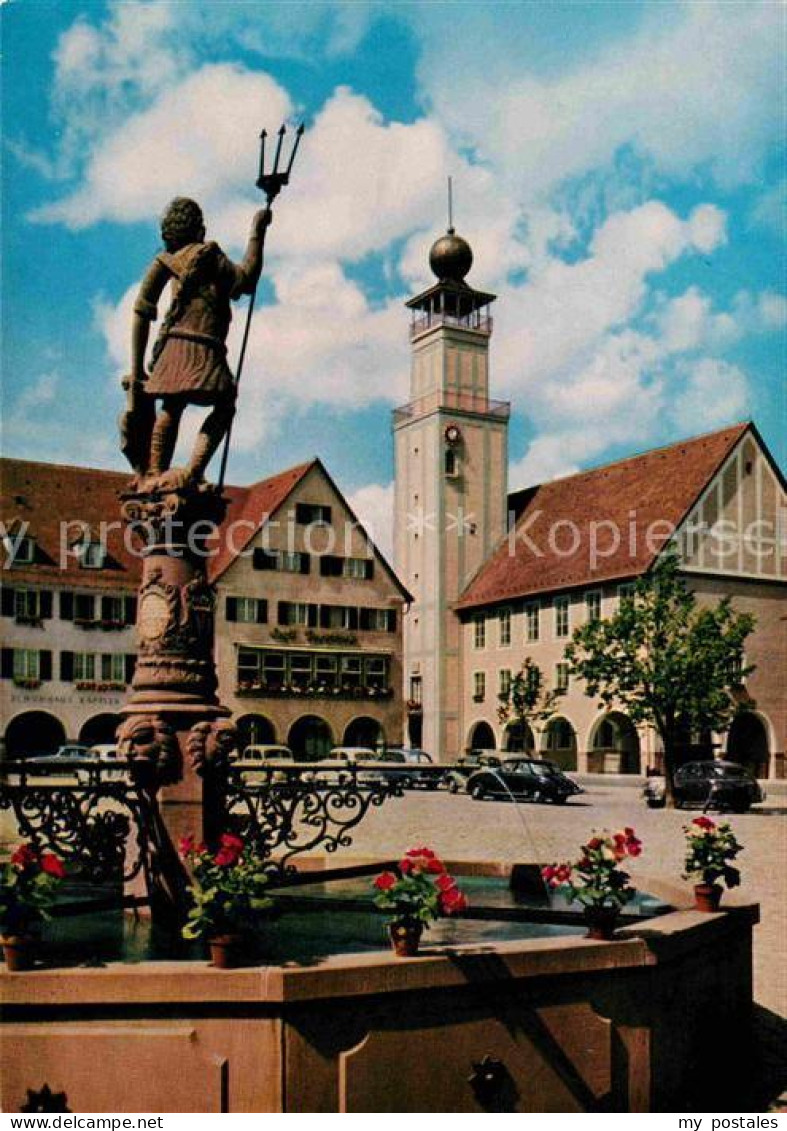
[0,861,758,1114]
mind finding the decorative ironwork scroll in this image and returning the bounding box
[0,761,147,884]
[217,763,405,874]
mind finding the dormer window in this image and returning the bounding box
[78,540,107,569]
[4,535,35,566]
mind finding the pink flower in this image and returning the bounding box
[692,816,715,831]
[440,887,468,915]
[214,833,244,867]
[436,872,458,891]
[40,854,65,879]
[374,871,397,891]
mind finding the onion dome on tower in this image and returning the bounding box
[406,222,495,339]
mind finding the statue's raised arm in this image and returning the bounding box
[119,198,272,489]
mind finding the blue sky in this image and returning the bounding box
[2,0,785,548]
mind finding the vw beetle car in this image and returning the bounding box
[466,757,581,804]
[643,760,764,812]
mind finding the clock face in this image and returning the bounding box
[445,424,462,444]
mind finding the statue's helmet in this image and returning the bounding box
[160,197,205,251]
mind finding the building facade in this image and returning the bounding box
[1,457,408,759]
[395,231,787,777]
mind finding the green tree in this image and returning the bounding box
[565,551,756,806]
[497,657,564,751]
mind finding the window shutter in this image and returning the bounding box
[386,610,397,633]
[347,607,358,630]
[40,591,53,619]
[359,608,371,630]
[225,597,237,622]
[299,554,310,575]
[39,650,52,681]
[60,651,74,682]
[319,605,330,628]
[101,596,113,621]
[1,587,14,617]
[1,649,13,679]
[278,602,290,625]
[307,604,318,628]
[320,555,335,577]
[253,548,275,571]
[125,596,137,624]
[364,559,375,580]
[255,600,268,624]
[125,654,136,684]
[60,592,74,620]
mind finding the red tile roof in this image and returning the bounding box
[456,422,752,612]
[207,460,315,581]
[0,457,314,591]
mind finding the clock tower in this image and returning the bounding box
[393,225,509,760]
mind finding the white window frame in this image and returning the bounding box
[13,649,40,680]
[585,589,602,622]
[473,613,486,649]
[499,669,512,696]
[14,589,41,620]
[235,597,261,624]
[499,608,512,648]
[287,603,311,626]
[554,596,570,639]
[525,602,540,642]
[555,662,569,692]
[473,671,486,702]
[343,557,370,579]
[101,653,126,683]
[73,652,96,681]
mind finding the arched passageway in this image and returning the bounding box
[468,721,496,751]
[541,717,577,771]
[503,721,535,753]
[236,714,277,750]
[343,717,384,750]
[727,713,769,778]
[78,713,123,748]
[288,715,333,762]
[5,711,66,758]
[590,712,641,773]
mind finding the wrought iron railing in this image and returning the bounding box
[0,759,146,885]
[217,761,405,874]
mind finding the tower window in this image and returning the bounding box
[473,613,486,649]
[445,448,458,477]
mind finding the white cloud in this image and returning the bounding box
[751,178,787,237]
[671,358,749,433]
[413,2,783,197]
[33,65,292,230]
[346,480,394,561]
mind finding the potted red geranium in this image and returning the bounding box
[542,827,643,939]
[180,833,274,968]
[0,842,66,970]
[372,847,468,956]
[683,816,742,912]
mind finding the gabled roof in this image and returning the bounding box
[207,460,315,581]
[0,456,411,602]
[0,458,140,590]
[456,421,752,612]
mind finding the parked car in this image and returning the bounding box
[442,750,502,793]
[358,748,439,789]
[25,743,91,776]
[643,760,765,812]
[466,757,582,804]
[87,744,128,781]
[230,745,295,783]
[313,747,377,785]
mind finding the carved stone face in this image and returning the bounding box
[116,715,181,788]
[187,720,237,775]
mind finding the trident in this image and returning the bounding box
[217,123,305,489]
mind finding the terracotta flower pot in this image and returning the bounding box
[389,920,423,957]
[2,934,37,972]
[208,934,246,969]
[583,906,620,941]
[694,883,723,913]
